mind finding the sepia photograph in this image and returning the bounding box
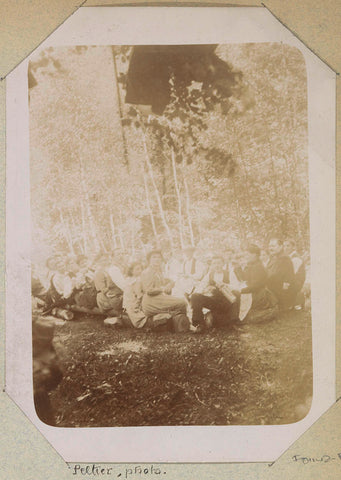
[28,42,313,429]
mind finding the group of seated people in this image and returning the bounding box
[31,237,307,333]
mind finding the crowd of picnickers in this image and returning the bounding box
[31,236,308,425]
[32,237,309,333]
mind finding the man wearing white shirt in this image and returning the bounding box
[190,255,240,332]
[182,246,206,281]
[174,246,207,299]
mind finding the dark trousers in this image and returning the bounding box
[190,290,240,327]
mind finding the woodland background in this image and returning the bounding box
[29,43,309,263]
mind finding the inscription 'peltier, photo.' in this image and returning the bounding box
[29,43,312,428]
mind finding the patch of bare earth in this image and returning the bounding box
[51,310,312,427]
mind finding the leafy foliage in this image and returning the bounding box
[29,43,309,262]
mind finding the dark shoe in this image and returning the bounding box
[191,324,205,334]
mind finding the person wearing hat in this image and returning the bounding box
[140,250,187,317]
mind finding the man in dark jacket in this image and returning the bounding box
[190,255,240,331]
[266,238,296,310]
[284,239,306,310]
[237,244,278,323]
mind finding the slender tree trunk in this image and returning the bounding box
[118,228,125,249]
[231,175,245,243]
[183,173,195,246]
[80,200,88,254]
[58,208,74,254]
[140,126,174,248]
[143,173,159,244]
[280,44,306,249]
[68,207,84,254]
[284,151,304,247]
[266,135,283,234]
[235,139,261,228]
[111,47,130,171]
[97,228,107,252]
[171,148,184,249]
[79,156,100,252]
[180,148,195,247]
[117,208,125,250]
[109,214,118,249]
[131,227,136,257]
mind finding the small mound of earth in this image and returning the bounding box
[98,340,147,356]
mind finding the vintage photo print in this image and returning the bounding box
[6,7,336,463]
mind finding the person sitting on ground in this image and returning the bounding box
[140,250,187,318]
[283,239,306,310]
[73,255,97,310]
[123,262,146,329]
[94,252,124,318]
[173,245,207,299]
[266,237,296,311]
[190,255,240,332]
[45,256,75,309]
[66,256,80,278]
[237,244,278,323]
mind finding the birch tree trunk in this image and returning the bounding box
[266,134,283,233]
[79,155,100,252]
[140,126,174,248]
[80,199,88,255]
[231,175,245,243]
[171,148,184,249]
[111,48,130,171]
[183,173,195,246]
[109,214,118,249]
[143,173,159,244]
[68,207,84,254]
[58,208,74,254]
[236,139,261,228]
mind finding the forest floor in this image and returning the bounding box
[51,309,312,427]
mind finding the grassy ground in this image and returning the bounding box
[51,309,312,427]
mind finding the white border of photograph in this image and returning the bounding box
[6,6,336,463]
